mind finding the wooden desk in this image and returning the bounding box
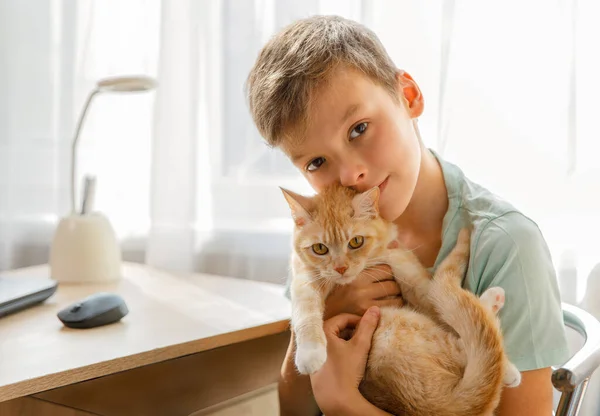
[0,262,291,415]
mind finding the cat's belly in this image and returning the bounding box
[370,306,463,362]
[360,306,466,416]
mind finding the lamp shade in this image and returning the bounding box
[96,75,157,93]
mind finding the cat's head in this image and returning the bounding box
[281,184,393,285]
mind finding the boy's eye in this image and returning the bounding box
[307,157,325,172]
[350,122,368,139]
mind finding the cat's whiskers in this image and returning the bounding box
[309,270,335,294]
[308,273,327,284]
[362,263,396,277]
[297,272,327,290]
[361,268,395,280]
[358,269,396,297]
[406,243,426,253]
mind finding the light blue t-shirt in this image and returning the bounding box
[430,150,569,370]
[284,150,570,371]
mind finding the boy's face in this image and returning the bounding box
[284,67,424,223]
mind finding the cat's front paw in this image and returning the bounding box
[295,341,327,374]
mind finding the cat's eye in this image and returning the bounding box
[350,122,368,139]
[348,236,364,249]
[311,243,329,255]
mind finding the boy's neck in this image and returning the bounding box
[393,146,448,245]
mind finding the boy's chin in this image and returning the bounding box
[377,199,394,221]
[379,201,406,223]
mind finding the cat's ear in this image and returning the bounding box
[352,186,380,220]
[280,188,313,227]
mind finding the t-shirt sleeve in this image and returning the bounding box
[469,212,571,371]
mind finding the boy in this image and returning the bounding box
[246,15,569,415]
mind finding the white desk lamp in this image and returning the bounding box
[50,75,157,284]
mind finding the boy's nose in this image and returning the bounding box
[339,163,367,189]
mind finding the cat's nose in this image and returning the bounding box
[334,266,348,275]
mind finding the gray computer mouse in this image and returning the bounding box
[57,292,128,329]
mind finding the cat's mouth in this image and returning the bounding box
[333,274,358,285]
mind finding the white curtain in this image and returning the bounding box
[4,0,598,288]
[3,0,599,293]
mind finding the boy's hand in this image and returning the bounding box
[310,307,383,414]
[324,265,403,320]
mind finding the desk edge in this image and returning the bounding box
[0,318,290,402]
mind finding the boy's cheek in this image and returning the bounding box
[301,174,327,193]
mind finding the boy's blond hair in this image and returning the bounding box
[246,15,398,148]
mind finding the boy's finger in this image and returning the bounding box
[323,313,362,336]
[352,306,381,349]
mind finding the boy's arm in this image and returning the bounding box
[278,331,321,416]
[495,368,553,415]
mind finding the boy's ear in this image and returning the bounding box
[352,187,380,220]
[396,70,424,118]
[280,188,313,227]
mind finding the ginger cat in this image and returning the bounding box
[282,184,521,416]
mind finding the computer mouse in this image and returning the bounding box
[57,292,128,329]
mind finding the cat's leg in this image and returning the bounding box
[386,247,436,314]
[433,227,471,288]
[290,273,329,374]
[429,231,523,389]
[389,228,471,317]
[424,228,471,317]
[479,287,522,387]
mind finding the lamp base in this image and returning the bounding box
[50,212,122,284]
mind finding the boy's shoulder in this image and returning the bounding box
[433,150,556,290]
[434,148,531,230]
[433,152,547,272]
